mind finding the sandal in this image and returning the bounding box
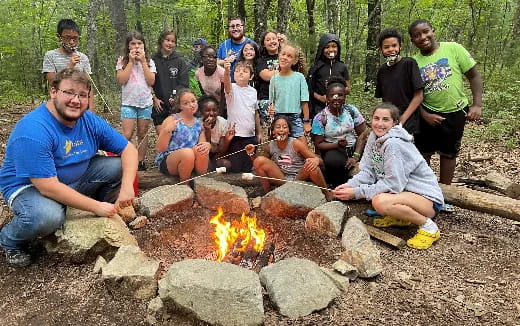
[406,229,441,250]
[373,215,412,228]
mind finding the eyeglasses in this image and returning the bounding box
[60,36,80,42]
[202,55,217,59]
[229,24,243,29]
[57,88,89,100]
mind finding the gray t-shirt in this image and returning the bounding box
[42,49,92,74]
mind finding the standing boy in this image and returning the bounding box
[375,28,424,135]
[409,19,483,198]
[43,19,95,111]
[221,60,262,172]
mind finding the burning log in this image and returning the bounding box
[252,243,275,273]
[239,241,259,269]
[224,236,246,264]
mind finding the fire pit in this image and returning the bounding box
[210,207,275,271]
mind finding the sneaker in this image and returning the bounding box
[441,203,455,213]
[5,249,31,267]
[138,161,147,171]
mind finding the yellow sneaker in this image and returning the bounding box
[373,215,412,228]
[407,229,441,250]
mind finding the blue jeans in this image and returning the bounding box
[0,156,122,251]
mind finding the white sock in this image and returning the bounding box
[419,218,439,234]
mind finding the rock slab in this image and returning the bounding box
[340,216,382,278]
[138,185,194,218]
[305,201,349,237]
[261,182,327,218]
[102,245,160,300]
[159,259,264,326]
[259,257,340,318]
[194,177,250,214]
[45,210,138,263]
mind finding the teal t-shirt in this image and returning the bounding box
[413,42,476,113]
[269,71,309,114]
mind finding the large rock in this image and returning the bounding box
[102,245,160,300]
[138,185,194,218]
[305,201,349,237]
[159,259,264,326]
[259,257,340,318]
[340,216,382,278]
[260,182,327,218]
[194,177,250,214]
[45,209,138,263]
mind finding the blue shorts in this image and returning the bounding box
[433,202,443,217]
[121,105,152,120]
[274,113,304,138]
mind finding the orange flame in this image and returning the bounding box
[209,207,266,262]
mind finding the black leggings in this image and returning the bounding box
[322,147,354,187]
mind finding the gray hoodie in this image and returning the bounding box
[347,125,444,205]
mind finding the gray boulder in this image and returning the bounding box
[138,185,194,218]
[259,257,340,318]
[340,216,382,278]
[305,201,349,237]
[194,177,250,214]
[45,210,138,263]
[159,259,264,326]
[320,267,350,292]
[332,259,359,280]
[260,182,327,218]
[102,245,160,300]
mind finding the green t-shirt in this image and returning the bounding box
[414,42,476,113]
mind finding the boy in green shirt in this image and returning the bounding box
[409,19,483,208]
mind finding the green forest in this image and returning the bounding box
[0,0,519,146]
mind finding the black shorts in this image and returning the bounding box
[152,106,171,126]
[414,107,466,157]
[226,136,257,173]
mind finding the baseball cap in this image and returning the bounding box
[192,38,208,46]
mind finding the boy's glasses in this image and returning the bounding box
[57,89,89,100]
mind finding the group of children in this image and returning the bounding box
[43,18,483,251]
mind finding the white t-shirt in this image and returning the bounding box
[225,83,258,137]
[116,57,157,108]
[42,49,91,74]
[211,116,228,146]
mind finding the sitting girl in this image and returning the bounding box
[155,89,210,182]
[245,117,331,200]
[333,103,444,250]
[311,76,367,187]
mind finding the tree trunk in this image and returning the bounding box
[237,0,246,22]
[228,0,234,21]
[107,0,129,55]
[87,0,102,86]
[440,184,520,222]
[253,0,271,42]
[277,0,291,35]
[326,0,341,35]
[364,0,381,92]
[134,0,142,33]
[305,0,316,61]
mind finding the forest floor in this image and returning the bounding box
[0,104,519,326]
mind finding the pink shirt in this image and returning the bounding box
[195,66,225,102]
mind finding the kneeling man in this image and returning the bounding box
[0,68,138,267]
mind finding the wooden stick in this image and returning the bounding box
[252,175,334,192]
[365,225,406,249]
[217,138,276,160]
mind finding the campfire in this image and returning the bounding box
[210,207,275,271]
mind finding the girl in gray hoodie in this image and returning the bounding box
[333,103,444,250]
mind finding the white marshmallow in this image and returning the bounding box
[216,167,226,174]
[276,135,282,141]
[242,173,255,181]
[332,94,339,99]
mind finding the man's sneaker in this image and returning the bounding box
[138,161,147,171]
[5,249,31,268]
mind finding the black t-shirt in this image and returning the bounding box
[308,60,350,117]
[255,54,279,100]
[375,57,424,134]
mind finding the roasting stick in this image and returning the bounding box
[217,136,283,160]
[241,173,334,192]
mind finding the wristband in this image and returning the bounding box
[353,152,361,158]
[303,119,311,123]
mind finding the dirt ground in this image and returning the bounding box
[0,104,519,326]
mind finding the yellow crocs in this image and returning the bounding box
[373,215,412,228]
[407,229,441,250]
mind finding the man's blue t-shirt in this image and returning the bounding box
[217,38,256,81]
[0,103,128,202]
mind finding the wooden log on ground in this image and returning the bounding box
[238,244,259,269]
[365,225,406,249]
[485,172,520,199]
[440,184,520,221]
[137,170,261,190]
[252,243,275,273]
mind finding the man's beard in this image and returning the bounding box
[54,98,84,122]
[229,31,244,42]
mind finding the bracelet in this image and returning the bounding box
[302,119,311,123]
[353,152,361,158]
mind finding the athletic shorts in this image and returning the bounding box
[121,105,152,120]
[414,107,466,157]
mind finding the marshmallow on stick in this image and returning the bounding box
[216,167,226,174]
[242,173,255,181]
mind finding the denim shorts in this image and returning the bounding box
[433,202,443,217]
[274,113,304,138]
[121,105,152,120]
